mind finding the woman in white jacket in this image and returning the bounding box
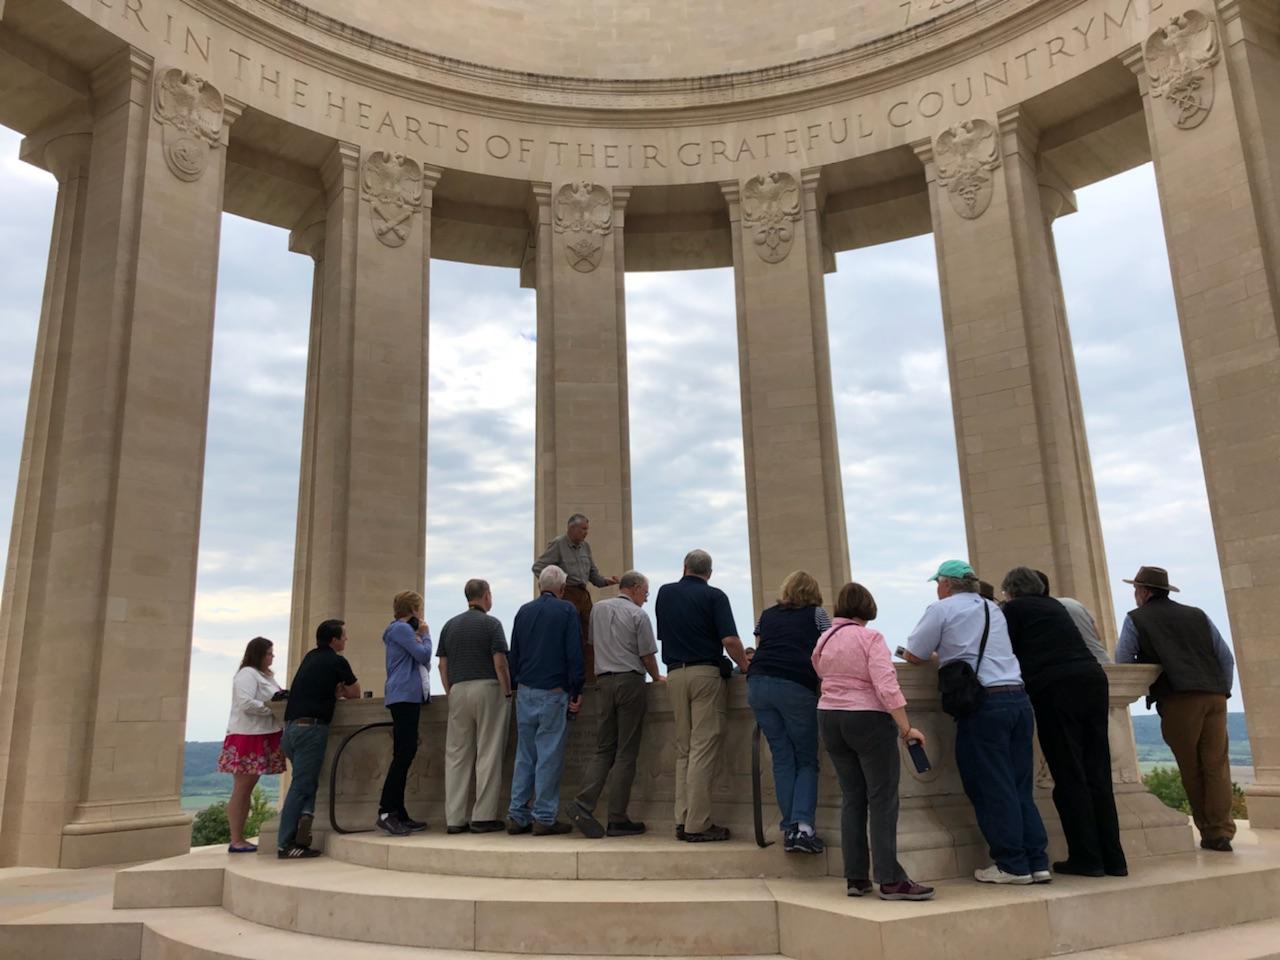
[217,636,285,852]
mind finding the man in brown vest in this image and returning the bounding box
[1115,566,1236,851]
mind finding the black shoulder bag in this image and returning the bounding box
[938,599,990,719]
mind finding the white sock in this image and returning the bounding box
[798,822,814,836]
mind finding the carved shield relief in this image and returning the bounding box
[740,172,801,263]
[553,181,612,272]
[933,119,1002,220]
[1144,11,1221,130]
[152,68,225,182]
[361,152,424,248]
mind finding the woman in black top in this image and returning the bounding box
[1001,566,1126,878]
[747,570,831,854]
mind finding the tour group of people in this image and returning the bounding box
[217,513,1238,902]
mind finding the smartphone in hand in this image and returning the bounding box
[895,646,908,659]
[907,739,931,774]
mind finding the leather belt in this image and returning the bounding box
[667,660,719,671]
[985,684,1025,694]
[289,717,327,726]
[596,670,642,677]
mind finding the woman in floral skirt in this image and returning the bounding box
[217,636,286,852]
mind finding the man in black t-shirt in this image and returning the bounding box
[278,619,361,859]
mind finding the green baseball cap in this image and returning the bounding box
[929,560,975,581]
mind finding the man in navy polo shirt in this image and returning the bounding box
[656,549,749,842]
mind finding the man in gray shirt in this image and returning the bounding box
[532,513,619,678]
[567,570,662,838]
[438,579,511,834]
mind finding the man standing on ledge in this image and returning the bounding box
[656,549,750,843]
[1115,565,1236,852]
[533,514,619,679]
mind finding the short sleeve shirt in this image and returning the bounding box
[590,596,658,675]
[438,608,509,684]
[905,593,1023,688]
[656,575,738,665]
[284,646,358,723]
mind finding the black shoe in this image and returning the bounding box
[294,813,314,849]
[675,823,687,841]
[532,820,573,836]
[683,824,730,842]
[278,844,321,859]
[1053,860,1105,877]
[470,820,505,833]
[375,813,411,837]
[1200,836,1234,852]
[782,827,798,852]
[507,819,532,835]
[846,879,872,898]
[446,824,471,835]
[402,816,429,832]
[606,820,646,837]
[567,801,605,839]
[791,832,825,855]
[1105,864,1129,877]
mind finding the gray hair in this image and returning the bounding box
[566,513,589,528]
[683,549,712,577]
[1001,566,1046,600]
[941,575,979,594]
[538,565,568,592]
[619,570,648,590]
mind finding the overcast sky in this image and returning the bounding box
[0,125,1233,741]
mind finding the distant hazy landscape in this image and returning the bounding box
[180,713,1254,809]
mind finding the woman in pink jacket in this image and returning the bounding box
[812,582,934,901]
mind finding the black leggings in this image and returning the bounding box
[379,701,421,816]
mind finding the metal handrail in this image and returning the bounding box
[751,723,773,848]
[327,720,394,834]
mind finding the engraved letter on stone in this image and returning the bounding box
[1144,11,1221,130]
[152,67,225,182]
[933,119,1001,220]
[361,151,424,248]
[740,171,801,263]
[553,181,612,272]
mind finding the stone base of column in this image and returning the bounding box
[1244,784,1280,830]
[59,812,192,869]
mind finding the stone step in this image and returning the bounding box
[326,830,831,880]
[1055,918,1280,959]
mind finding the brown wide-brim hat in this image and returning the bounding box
[1123,565,1180,593]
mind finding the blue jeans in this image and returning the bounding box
[747,674,820,831]
[508,686,570,825]
[278,721,329,849]
[954,689,1048,875]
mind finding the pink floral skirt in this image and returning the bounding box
[217,731,285,776]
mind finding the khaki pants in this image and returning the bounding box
[668,665,725,833]
[1159,692,1236,842]
[444,679,510,827]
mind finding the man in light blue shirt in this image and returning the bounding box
[377,589,434,837]
[904,560,1048,885]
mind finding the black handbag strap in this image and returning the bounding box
[974,600,991,674]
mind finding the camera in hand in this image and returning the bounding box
[906,739,931,774]
[270,689,289,702]
[407,616,420,631]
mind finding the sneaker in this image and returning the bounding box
[606,820,646,837]
[791,832,825,855]
[532,820,573,836]
[294,813,313,848]
[507,819,532,835]
[446,824,471,835]
[402,816,429,832]
[1051,860,1101,877]
[470,820,505,833]
[1032,870,1053,884]
[675,823,687,841]
[683,824,731,842]
[846,879,873,898]
[974,864,1032,885]
[782,827,798,852]
[879,879,935,901]
[1200,836,1233,852]
[277,844,321,859]
[375,813,411,837]
[567,801,605,839]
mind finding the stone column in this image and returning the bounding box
[0,51,238,867]
[720,172,850,614]
[911,110,1112,627]
[529,182,632,581]
[1124,4,1280,825]
[286,146,438,687]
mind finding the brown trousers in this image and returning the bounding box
[1158,692,1236,842]
[563,584,594,680]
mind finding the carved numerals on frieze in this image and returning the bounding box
[152,67,225,182]
[361,152,423,247]
[933,119,1001,220]
[553,181,613,272]
[1144,10,1221,130]
[741,172,801,263]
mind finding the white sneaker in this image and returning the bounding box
[974,864,1033,885]
[1032,870,1052,884]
